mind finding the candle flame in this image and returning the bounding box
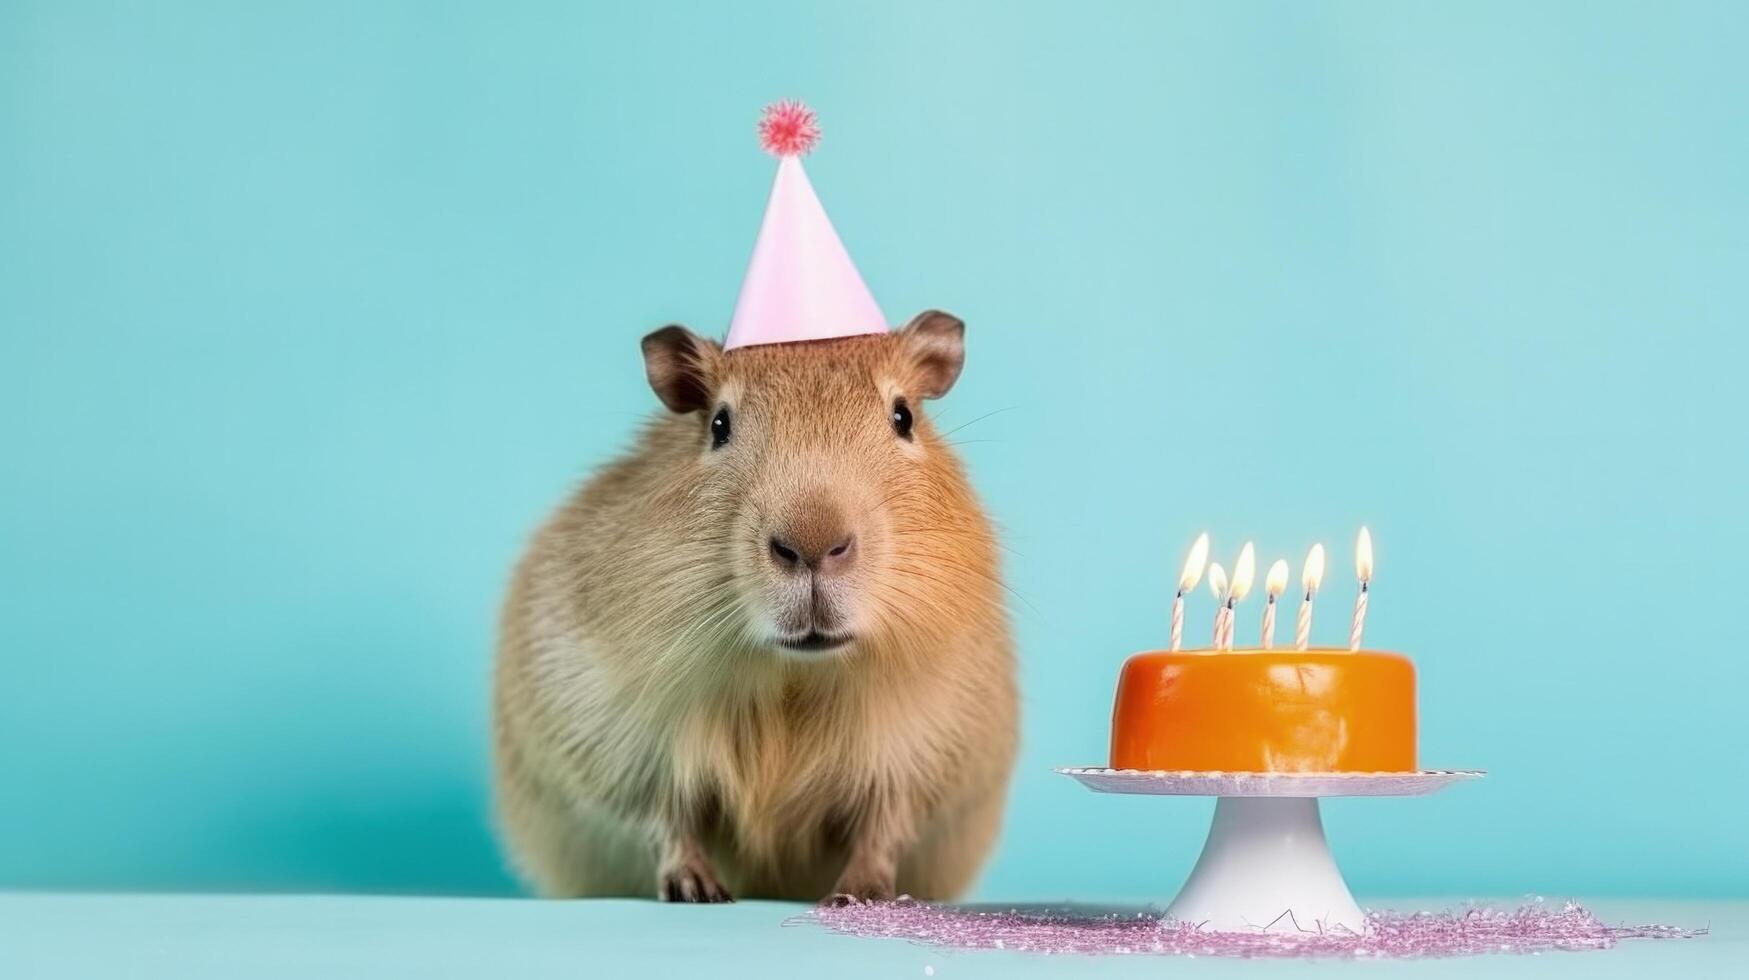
[1178,532,1210,593]
[1355,526,1374,582]
[1229,543,1256,602]
[1265,559,1289,599]
[1207,563,1229,602]
[1302,543,1327,594]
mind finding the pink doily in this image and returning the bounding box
[801,898,1702,959]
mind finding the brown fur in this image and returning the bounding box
[492,312,1019,902]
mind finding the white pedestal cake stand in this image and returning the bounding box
[1056,768,1484,934]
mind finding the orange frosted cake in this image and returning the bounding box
[1110,649,1417,772]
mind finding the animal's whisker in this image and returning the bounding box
[936,405,1017,439]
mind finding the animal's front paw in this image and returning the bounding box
[825,869,896,905]
[658,861,733,903]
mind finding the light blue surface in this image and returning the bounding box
[3,1,1747,902]
[0,894,1736,979]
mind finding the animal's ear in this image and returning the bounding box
[897,310,965,400]
[641,325,722,414]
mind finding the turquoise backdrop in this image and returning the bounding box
[3,1,1745,899]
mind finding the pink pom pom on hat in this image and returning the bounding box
[723,101,889,352]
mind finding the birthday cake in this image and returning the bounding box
[1111,529,1416,773]
[1109,649,1416,772]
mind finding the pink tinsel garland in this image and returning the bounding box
[802,898,1702,959]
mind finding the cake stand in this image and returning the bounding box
[1056,768,1484,933]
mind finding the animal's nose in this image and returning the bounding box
[768,531,857,576]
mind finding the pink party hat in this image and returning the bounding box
[723,102,889,352]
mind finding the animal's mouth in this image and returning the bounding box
[776,630,854,653]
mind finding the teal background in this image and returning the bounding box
[2,0,1745,900]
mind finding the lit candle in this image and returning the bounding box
[1348,526,1373,651]
[1295,543,1326,651]
[1261,559,1289,648]
[1207,563,1229,648]
[1223,543,1256,650]
[1170,533,1210,652]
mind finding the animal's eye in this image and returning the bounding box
[891,398,914,440]
[710,406,732,449]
